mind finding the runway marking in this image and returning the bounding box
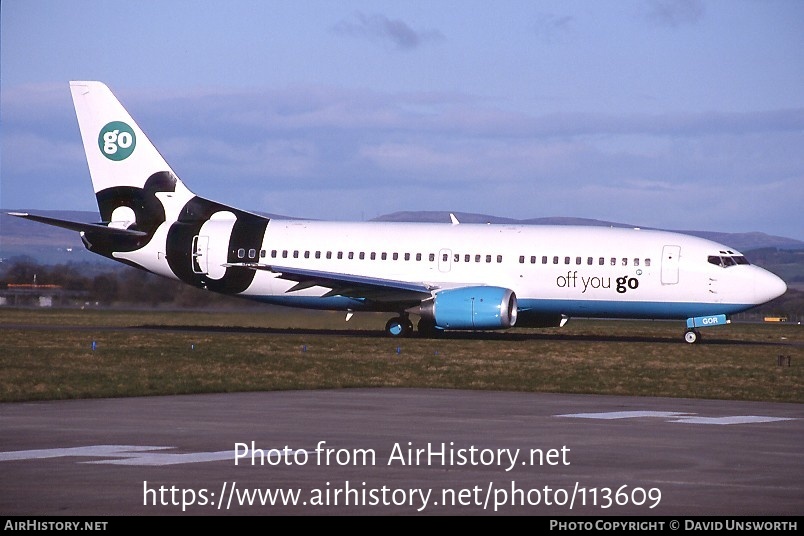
[88,448,235,465]
[0,445,172,461]
[671,415,795,425]
[557,411,689,420]
[0,445,310,466]
[556,411,795,425]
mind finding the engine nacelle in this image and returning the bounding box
[419,286,518,330]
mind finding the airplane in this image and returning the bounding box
[10,81,788,343]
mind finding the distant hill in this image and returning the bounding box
[2,209,803,266]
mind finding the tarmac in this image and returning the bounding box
[0,388,801,516]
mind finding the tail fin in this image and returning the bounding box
[69,81,195,232]
[64,81,269,289]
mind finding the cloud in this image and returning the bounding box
[644,0,705,27]
[145,86,804,141]
[332,12,445,50]
[533,13,575,44]
[3,83,802,237]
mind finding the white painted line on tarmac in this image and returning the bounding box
[556,410,796,425]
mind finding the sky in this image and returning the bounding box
[2,0,803,240]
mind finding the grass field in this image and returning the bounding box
[1,307,801,403]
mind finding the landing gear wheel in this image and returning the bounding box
[385,316,413,338]
[684,329,701,344]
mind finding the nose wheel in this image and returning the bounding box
[385,315,414,338]
[684,329,701,344]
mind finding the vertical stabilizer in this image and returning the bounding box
[69,81,195,230]
[70,81,185,193]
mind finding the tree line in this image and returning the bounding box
[0,258,248,309]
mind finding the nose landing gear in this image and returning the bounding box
[684,329,701,344]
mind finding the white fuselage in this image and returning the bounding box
[120,218,785,321]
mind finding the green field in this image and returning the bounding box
[1,307,801,403]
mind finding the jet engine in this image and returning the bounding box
[417,286,518,330]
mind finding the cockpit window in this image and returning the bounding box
[708,254,750,267]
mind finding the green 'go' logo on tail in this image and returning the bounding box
[98,121,136,161]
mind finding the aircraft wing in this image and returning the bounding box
[223,263,437,303]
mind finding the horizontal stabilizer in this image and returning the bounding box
[8,212,148,237]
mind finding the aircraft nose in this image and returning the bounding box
[755,269,787,304]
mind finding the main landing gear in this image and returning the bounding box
[385,315,414,337]
[385,314,442,338]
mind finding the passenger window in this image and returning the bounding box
[497,255,503,263]
[622,258,627,266]
[271,250,277,258]
[370,252,376,260]
[645,258,650,267]
[553,256,559,264]
[416,253,422,261]
[293,251,299,259]
[282,250,288,259]
[359,252,365,260]
[475,255,481,263]
[337,252,343,260]
[542,256,548,264]
[575,256,582,265]
[304,251,310,259]
[519,256,525,264]
[393,253,399,261]
[382,253,388,260]
[249,249,256,259]
[610,258,616,266]
[326,251,332,259]
[237,248,245,259]
[565,257,571,264]
[260,250,266,258]
[599,257,604,265]
[530,256,537,264]
[464,254,470,262]
[587,257,593,265]
[315,251,321,259]
[634,258,639,266]
[348,252,354,260]
[430,253,436,262]
[405,253,411,261]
